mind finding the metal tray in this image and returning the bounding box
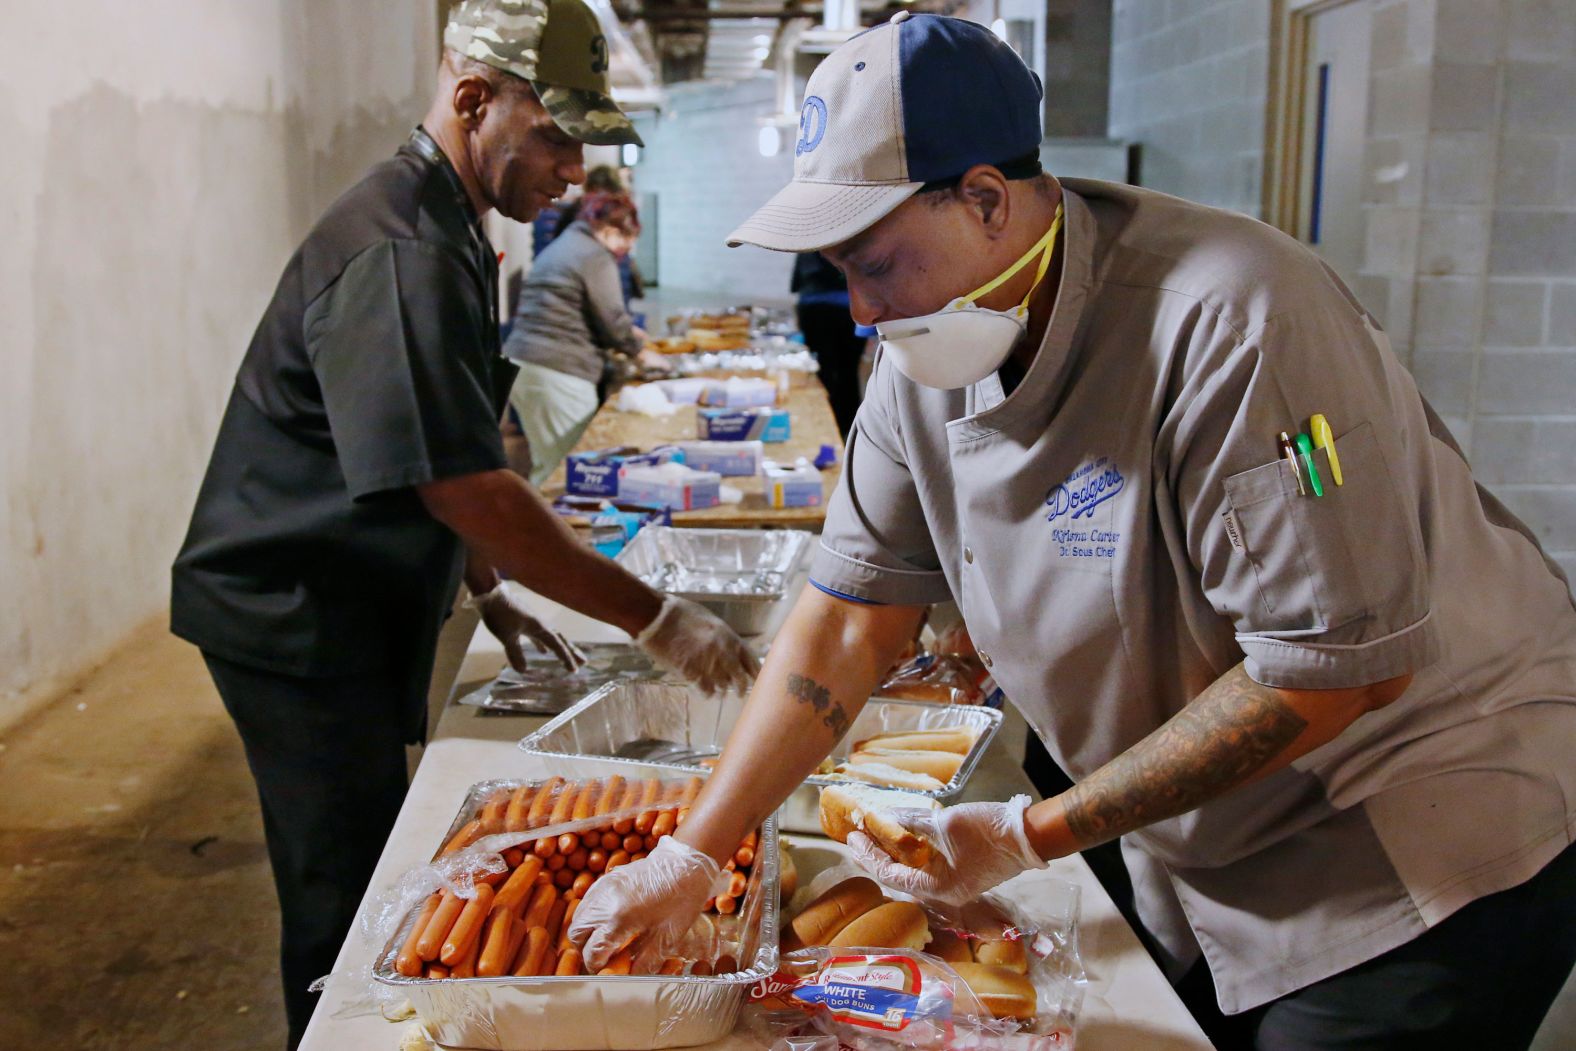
[373,759,780,1050]
[454,644,673,715]
[614,526,811,636]
[518,682,1003,833]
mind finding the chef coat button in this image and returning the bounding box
[890,9,913,22]
[964,546,974,564]
[979,651,992,668]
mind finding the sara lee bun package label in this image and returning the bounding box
[617,462,722,510]
[696,406,792,443]
[792,955,946,1033]
[565,446,682,497]
[676,440,764,477]
[762,459,824,508]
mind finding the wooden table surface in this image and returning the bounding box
[541,371,844,529]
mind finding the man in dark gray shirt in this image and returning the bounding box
[172,3,754,1044]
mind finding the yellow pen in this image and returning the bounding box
[1310,414,1343,486]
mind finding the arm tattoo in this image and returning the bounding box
[786,673,853,741]
[1060,663,1308,849]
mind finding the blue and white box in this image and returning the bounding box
[675,440,764,477]
[699,377,778,408]
[565,446,682,497]
[762,459,824,508]
[618,463,722,511]
[696,406,792,443]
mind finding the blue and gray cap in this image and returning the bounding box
[728,12,1043,252]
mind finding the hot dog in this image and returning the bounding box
[555,947,585,976]
[504,783,536,832]
[395,893,442,976]
[511,925,551,976]
[557,898,580,952]
[438,818,483,858]
[632,779,663,835]
[569,871,594,899]
[526,777,564,829]
[415,889,465,962]
[439,884,495,967]
[492,855,545,913]
[598,949,634,975]
[477,909,515,976]
[520,883,558,931]
[611,780,646,834]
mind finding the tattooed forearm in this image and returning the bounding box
[1060,663,1308,849]
[785,672,853,740]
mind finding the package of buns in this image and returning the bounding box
[768,871,1086,1045]
[878,652,991,705]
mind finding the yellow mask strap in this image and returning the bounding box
[962,204,1065,309]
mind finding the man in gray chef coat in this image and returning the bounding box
[570,13,1576,1047]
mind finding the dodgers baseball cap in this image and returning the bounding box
[727,12,1043,252]
[445,0,643,147]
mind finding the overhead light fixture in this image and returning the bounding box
[752,33,772,46]
[990,18,1008,40]
[752,46,771,61]
[621,143,640,167]
[758,126,781,158]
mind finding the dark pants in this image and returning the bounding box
[1024,735,1576,1050]
[796,303,866,437]
[204,653,414,1050]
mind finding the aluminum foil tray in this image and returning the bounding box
[518,682,1003,833]
[615,527,811,636]
[373,758,780,1051]
[455,644,673,715]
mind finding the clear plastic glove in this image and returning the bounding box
[568,836,726,971]
[846,795,1045,907]
[634,596,758,696]
[474,585,587,674]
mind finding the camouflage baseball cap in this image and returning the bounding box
[444,0,644,147]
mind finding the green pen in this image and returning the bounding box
[1294,432,1324,497]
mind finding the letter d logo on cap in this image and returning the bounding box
[796,96,827,156]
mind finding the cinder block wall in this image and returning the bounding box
[629,76,795,302]
[1109,0,1576,585]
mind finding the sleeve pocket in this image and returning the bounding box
[1222,422,1427,636]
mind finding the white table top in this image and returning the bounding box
[299,585,1211,1051]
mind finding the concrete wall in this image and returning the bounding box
[1108,0,1271,214]
[1356,0,1576,583]
[0,1,437,730]
[628,75,795,302]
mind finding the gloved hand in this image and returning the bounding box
[634,596,758,696]
[568,836,726,971]
[474,584,587,674]
[846,795,1046,907]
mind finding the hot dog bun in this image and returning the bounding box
[828,900,931,952]
[853,728,978,755]
[819,784,939,868]
[827,762,946,792]
[923,928,974,964]
[789,876,886,947]
[850,749,964,783]
[973,938,1029,973]
[950,962,1038,1021]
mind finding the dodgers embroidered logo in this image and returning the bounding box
[796,96,828,156]
[1045,458,1125,562]
[1045,458,1124,522]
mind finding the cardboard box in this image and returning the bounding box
[675,440,764,476]
[696,406,791,443]
[618,463,722,510]
[565,446,681,497]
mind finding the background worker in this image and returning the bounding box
[571,14,1576,1049]
[505,190,659,485]
[171,3,754,1045]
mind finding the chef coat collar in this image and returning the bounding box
[948,186,1097,442]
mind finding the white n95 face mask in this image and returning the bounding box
[877,205,1064,390]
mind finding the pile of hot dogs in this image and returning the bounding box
[391,775,761,980]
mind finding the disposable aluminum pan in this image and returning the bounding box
[454,644,672,715]
[518,682,1003,833]
[614,526,811,636]
[372,759,780,1051]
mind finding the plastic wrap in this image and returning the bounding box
[359,766,781,1050]
[518,683,1002,833]
[616,527,811,635]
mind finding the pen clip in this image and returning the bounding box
[1278,431,1305,496]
